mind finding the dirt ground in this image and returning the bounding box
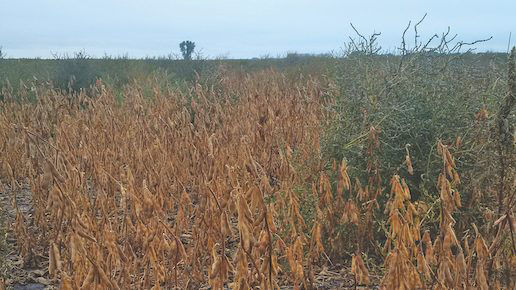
[0,182,56,290]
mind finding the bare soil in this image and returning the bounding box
[0,182,54,290]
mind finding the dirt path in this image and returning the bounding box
[0,182,53,290]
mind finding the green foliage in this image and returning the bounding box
[318,22,508,262]
[0,55,339,97]
[179,40,196,60]
[323,26,505,199]
[54,51,97,92]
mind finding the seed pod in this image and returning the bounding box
[96,264,115,289]
[60,272,73,290]
[48,244,56,277]
[80,265,95,289]
[52,242,62,272]
[405,153,414,175]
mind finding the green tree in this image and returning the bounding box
[179,41,195,60]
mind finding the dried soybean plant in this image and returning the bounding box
[0,70,329,289]
[313,126,382,283]
[379,141,463,289]
[380,140,514,289]
[1,58,514,289]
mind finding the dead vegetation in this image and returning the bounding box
[0,50,514,289]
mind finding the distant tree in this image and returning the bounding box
[0,46,5,59]
[179,41,195,60]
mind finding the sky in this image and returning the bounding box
[1,0,514,59]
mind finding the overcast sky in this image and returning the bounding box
[1,0,514,59]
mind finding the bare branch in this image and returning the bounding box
[400,21,411,55]
[422,34,439,51]
[350,23,368,45]
[414,13,428,49]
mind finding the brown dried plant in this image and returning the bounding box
[0,63,514,289]
[0,70,328,289]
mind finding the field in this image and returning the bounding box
[0,48,514,289]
